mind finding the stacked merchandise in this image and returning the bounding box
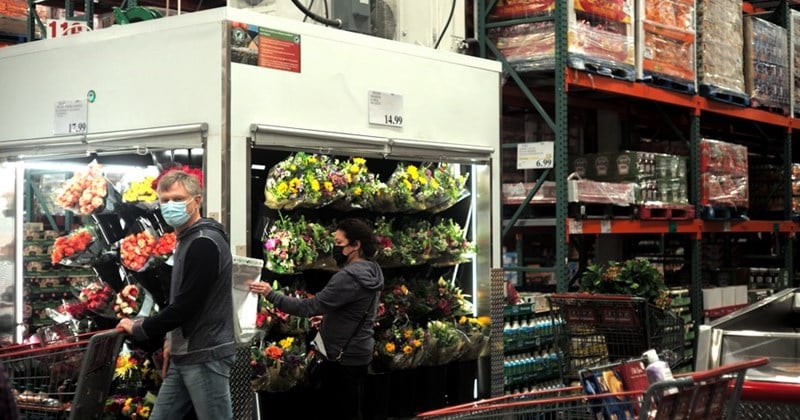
[696,0,746,103]
[793,164,800,215]
[793,11,800,116]
[743,16,789,113]
[570,152,688,206]
[699,139,749,211]
[636,0,696,91]
[489,0,635,78]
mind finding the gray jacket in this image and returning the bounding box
[268,260,384,366]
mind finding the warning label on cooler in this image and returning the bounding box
[258,27,301,73]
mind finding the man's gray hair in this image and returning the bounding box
[157,170,202,196]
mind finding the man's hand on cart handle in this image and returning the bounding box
[116,318,134,335]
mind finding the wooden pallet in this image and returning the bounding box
[699,205,748,221]
[638,204,695,220]
[568,54,636,81]
[569,202,637,219]
[642,72,696,95]
[699,84,750,107]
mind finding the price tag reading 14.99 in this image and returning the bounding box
[368,90,404,128]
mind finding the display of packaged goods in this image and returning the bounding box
[569,20,635,66]
[571,155,589,178]
[491,0,556,19]
[489,22,555,72]
[489,19,634,73]
[699,139,748,177]
[655,177,689,204]
[568,178,639,206]
[641,21,695,82]
[655,154,687,179]
[642,0,694,31]
[743,16,789,111]
[792,11,800,114]
[700,173,749,207]
[696,0,745,94]
[502,181,557,204]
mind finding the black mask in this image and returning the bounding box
[332,245,350,266]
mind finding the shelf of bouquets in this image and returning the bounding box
[249,152,490,394]
[21,161,196,419]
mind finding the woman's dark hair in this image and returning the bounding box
[336,218,377,260]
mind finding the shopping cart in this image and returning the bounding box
[548,293,685,379]
[1,328,125,419]
[415,357,768,419]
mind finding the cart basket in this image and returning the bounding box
[549,293,685,378]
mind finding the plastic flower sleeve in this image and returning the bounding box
[264,152,345,210]
[119,221,159,272]
[51,224,112,267]
[54,160,123,215]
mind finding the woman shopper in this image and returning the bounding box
[250,217,384,420]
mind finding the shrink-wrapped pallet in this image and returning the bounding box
[637,0,696,85]
[489,0,634,76]
[744,16,789,112]
[699,139,748,208]
[696,0,745,95]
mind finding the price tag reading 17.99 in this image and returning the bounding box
[68,122,87,133]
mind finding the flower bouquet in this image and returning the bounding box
[373,217,402,266]
[456,315,490,361]
[257,283,310,335]
[372,323,427,372]
[114,284,145,319]
[74,279,116,318]
[578,258,670,308]
[427,163,470,213]
[123,176,158,205]
[430,219,475,264]
[120,231,157,272]
[104,394,156,419]
[151,232,177,264]
[414,276,473,322]
[332,157,383,210]
[111,347,160,395]
[151,165,204,190]
[263,153,346,210]
[424,319,467,366]
[251,336,307,392]
[54,161,121,215]
[51,225,110,267]
[374,163,430,212]
[392,219,434,265]
[263,214,332,273]
[376,283,415,328]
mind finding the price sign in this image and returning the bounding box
[47,19,86,39]
[517,142,554,169]
[54,99,87,135]
[368,90,404,127]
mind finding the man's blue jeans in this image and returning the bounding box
[149,356,235,420]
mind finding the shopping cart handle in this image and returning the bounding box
[689,357,769,382]
[740,380,800,403]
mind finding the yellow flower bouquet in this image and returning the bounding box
[372,323,427,371]
[264,153,346,210]
[251,336,307,392]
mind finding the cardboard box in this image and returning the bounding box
[702,287,722,310]
[734,285,748,306]
[721,286,737,307]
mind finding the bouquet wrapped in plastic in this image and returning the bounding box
[372,323,427,371]
[373,217,402,266]
[122,176,158,205]
[456,315,490,361]
[262,214,333,274]
[333,157,383,210]
[54,161,122,215]
[430,218,475,264]
[251,336,307,392]
[51,225,110,267]
[256,282,310,336]
[424,320,467,366]
[264,153,346,210]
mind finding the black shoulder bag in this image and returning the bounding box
[307,294,377,386]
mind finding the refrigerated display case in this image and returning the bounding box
[696,288,800,415]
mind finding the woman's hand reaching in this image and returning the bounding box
[249,280,273,296]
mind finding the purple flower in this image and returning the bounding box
[265,238,278,251]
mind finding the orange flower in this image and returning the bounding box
[120,231,156,271]
[384,342,396,354]
[265,345,283,360]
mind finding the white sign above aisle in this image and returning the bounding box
[53,99,87,135]
[517,142,554,169]
[368,90,404,127]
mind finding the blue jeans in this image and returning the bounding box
[149,356,234,420]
